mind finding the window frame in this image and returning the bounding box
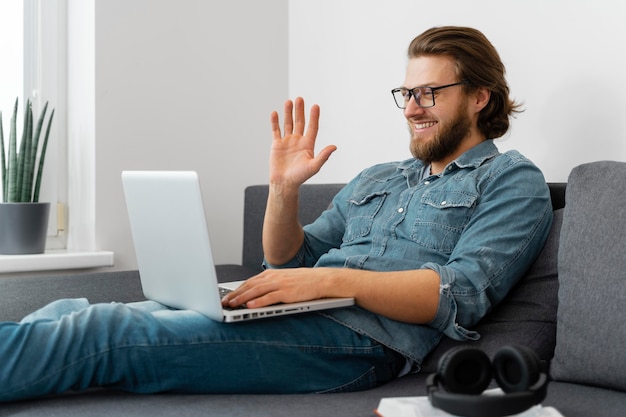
[23,0,68,249]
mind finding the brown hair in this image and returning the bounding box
[408,26,522,139]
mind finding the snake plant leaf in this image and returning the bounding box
[15,102,32,202]
[0,112,5,202]
[21,101,48,202]
[33,108,54,203]
[1,98,53,203]
[6,98,19,202]
[20,103,36,202]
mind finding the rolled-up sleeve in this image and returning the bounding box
[422,158,553,341]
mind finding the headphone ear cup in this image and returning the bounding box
[493,344,541,393]
[437,346,492,395]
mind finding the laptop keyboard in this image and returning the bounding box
[219,286,246,310]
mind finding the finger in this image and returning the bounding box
[222,275,272,307]
[294,97,306,136]
[270,111,282,140]
[226,286,279,309]
[245,293,281,309]
[283,100,294,135]
[222,288,250,308]
[305,104,320,141]
[317,144,338,164]
[221,277,254,305]
[311,144,338,174]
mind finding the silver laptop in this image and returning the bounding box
[121,170,354,322]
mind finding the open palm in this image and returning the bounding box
[269,97,336,187]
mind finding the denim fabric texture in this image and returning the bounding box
[267,140,553,368]
[0,300,403,401]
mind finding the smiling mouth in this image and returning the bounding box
[413,121,437,131]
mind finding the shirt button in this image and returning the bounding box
[424,181,430,185]
[398,207,404,213]
[441,201,447,206]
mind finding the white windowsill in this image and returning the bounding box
[0,250,114,274]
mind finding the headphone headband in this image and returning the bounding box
[426,345,548,417]
[427,373,547,417]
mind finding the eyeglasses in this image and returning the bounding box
[391,81,468,109]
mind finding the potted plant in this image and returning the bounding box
[0,98,55,254]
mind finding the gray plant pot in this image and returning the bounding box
[0,202,51,255]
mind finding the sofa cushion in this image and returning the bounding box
[421,208,562,373]
[551,161,626,391]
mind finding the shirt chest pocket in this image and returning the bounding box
[343,192,387,243]
[411,190,478,254]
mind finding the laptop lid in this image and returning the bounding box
[121,171,354,322]
[122,170,226,321]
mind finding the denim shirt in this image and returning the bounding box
[265,140,553,370]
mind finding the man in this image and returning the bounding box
[0,26,551,401]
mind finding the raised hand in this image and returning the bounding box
[269,97,337,189]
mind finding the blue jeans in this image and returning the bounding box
[0,299,404,402]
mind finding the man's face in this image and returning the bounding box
[403,56,473,165]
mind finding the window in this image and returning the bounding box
[0,0,67,249]
[0,2,23,130]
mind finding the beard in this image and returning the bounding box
[409,102,472,165]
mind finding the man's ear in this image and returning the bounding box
[472,87,491,113]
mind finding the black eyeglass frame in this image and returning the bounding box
[391,81,469,109]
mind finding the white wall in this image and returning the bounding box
[88,0,288,270]
[289,0,626,184]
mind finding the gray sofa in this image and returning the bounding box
[1,160,626,417]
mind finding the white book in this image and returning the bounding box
[375,389,564,417]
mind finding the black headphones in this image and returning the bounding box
[426,344,548,417]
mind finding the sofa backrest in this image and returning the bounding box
[242,184,346,271]
[548,182,566,210]
[242,182,566,271]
